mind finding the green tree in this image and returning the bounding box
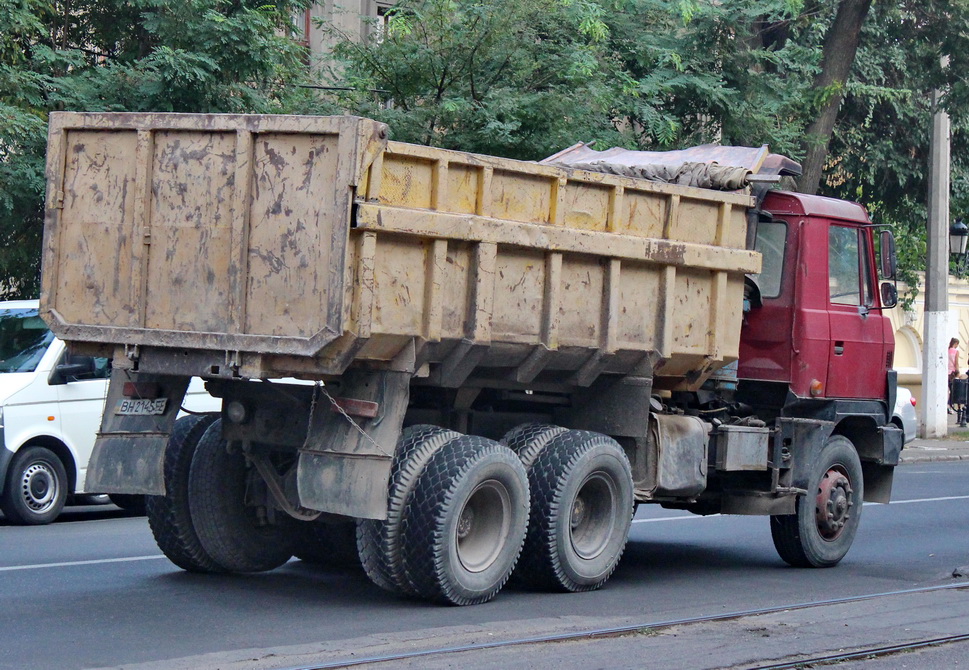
[818,1,969,297]
[600,0,820,154]
[320,0,633,159]
[797,0,871,195]
[0,0,316,298]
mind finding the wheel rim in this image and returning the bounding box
[815,465,853,541]
[456,479,511,573]
[570,472,618,560]
[19,461,58,513]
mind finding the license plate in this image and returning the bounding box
[115,398,168,416]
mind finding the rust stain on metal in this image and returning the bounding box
[329,397,380,418]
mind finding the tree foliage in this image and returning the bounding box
[0,0,316,298]
[321,0,632,159]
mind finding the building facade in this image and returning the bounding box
[888,275,969,407]
[298,1,394,55]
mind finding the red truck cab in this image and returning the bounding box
[739,191,895,403]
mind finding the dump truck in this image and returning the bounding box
[38,113,902,605]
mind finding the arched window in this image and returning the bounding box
[893,326,921,375]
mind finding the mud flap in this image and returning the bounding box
[297,370,409,520]
[85,370,190,495]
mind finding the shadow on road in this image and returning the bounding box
[0,504,143,526]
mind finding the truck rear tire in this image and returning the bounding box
[515,430,633,592]
[501,423,568,468]
[145,413,223,573]
[294,520,361,570]
[401,436,529,606]
[1,446,68,525]
[358,425,462,594]
[770,435,864,568]
[188,420,295,573]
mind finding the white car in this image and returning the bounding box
[0,300,220,525]
[893,386,917,444]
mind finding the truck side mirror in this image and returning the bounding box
[880,282,898,309]
[879,230,897,279]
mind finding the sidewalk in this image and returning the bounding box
[899,412,969,463]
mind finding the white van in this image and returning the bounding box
[0,300,220,525]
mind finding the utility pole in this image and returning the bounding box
[921,72,951,438]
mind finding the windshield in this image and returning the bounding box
[0,308,54,373]
[750,220,787,299]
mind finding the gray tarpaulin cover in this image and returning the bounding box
[541,143,801,191]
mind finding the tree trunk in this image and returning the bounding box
[797,0,872,195]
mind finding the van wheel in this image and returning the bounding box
[771,435,863,568]
[515,431,633,592]
[401,436,529,606]
[357,425,462,594]
[145,413,223,573]
[1,446,69,525]
[188,420,295,573]
[108,494,146,514]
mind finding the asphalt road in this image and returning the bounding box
[1,461,968,670]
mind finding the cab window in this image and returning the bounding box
[829,225,862,306]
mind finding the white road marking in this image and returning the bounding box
[633,515,720,524]
[879,494,969,505]
[0,555,165,572]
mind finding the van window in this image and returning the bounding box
[0,308,54,373]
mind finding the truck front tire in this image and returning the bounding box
[771,435,864,568]
[1,446,68,525]
[515,430,633,592]
[401,436,529,606]
[188,420,295,573]
[145,413,223,573]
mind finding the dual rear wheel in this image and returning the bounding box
[356,423,634,605]
[146,416,295,574]
[505,426,634,592]
[151,418,634,604]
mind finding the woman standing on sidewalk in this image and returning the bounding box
[949,338,960,413]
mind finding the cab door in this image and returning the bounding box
[825,223,887,399]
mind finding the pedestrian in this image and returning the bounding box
[949,338,960,413]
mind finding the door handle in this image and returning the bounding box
[834,341,845,356]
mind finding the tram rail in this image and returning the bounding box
[282,581,969,670]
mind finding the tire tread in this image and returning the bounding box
[401,436,528,605]
[145,413,223,573]
[516,430,632,592]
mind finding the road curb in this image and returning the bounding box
[900,454,969,463]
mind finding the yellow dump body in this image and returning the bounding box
[41,113,758,390]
